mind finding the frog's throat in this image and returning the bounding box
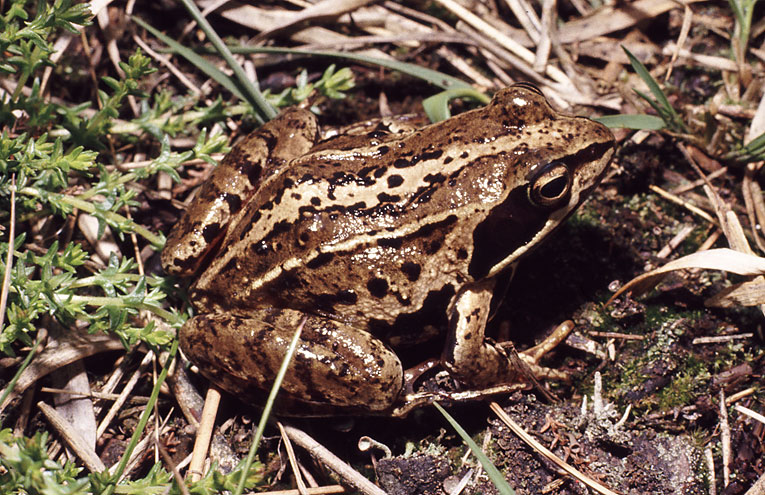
[485,189,580,278]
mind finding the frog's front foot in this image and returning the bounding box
[510,319,574,382]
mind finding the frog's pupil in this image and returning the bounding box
[540,175,567,199]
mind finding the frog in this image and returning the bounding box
[161,83,615,416]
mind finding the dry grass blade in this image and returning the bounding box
[558,0,705,43]
[607,248,765,305]
[745,472,765,495]
[254,0,375,42]
[735,405,765,426]
[0,330,124,412]
[720,390,732,487]
[705,279,765,307]
[747,91,765,144]
[0,175,15,335]
[489,402,621,495]
[52,361,97,452]
[277,422,309,495]
[258,486,346,495]
[282,425,387,495]
[97,351,154,439]
[37,401,106,473]
[434,0,572,89]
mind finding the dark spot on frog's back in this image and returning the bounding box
[170,253,199,272]
[202,222,222,243]
[425,239,442,254]
[222,193,242,212]
[306,251,334,269]
[377,192,400,203]
[367,277,389,298]
[424,173,446,184]
[377,237,403,249]
[313,290,357,312]
[421,149,443,161]
[387,175,404,188]
[400,261,421,281]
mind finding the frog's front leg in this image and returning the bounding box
[180,309,403,414]
[442,280,524,388]
[443,281,570,387]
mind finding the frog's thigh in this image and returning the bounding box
[442,281,521,388]
[180,310,403,411]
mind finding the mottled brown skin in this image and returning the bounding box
[162,83,615,416]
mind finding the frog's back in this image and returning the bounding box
[192,86,614,325]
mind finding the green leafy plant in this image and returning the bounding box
[263,64,356,109]
[622,47,688,133]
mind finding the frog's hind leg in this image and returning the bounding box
[162,108,318,277]
[180,309,403,414]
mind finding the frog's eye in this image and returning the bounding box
[512,82,544,96]
[528,162,572,208]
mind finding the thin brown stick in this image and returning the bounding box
[257,486,346,495]
[587,331,645,340]
[188,385,222,481]
[282,424,387,495]
[0,175,15,332]
[97,351,154,439]
[719,390,731,487]
[278,421,309,495]
[649,184,718,225]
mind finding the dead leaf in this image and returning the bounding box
[607,248,765,305]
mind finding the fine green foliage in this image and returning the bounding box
[0,1,236,360]
[0,426,265,495]
[0,429,91,495]
[263,65,356,109]
[0,0,90,97]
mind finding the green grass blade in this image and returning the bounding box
[177,0,276,123]
[0,339,41,423]
[422,88,490,122]
[743,131,765,154]
[229,46,473,91]
[726,130,765,162]
[103,341,178,495]
[622,46,686,132]
[233,318,305,495]
[132,17,248,103]
[433,402,516,495]
[594,114,666,130]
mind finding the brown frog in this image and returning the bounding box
[162,83,615,416]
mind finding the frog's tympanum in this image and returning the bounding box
[162,83,615,416]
